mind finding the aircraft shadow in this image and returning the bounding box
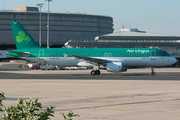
[0,72,179,80]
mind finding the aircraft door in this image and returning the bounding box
[104,52,108,57]
[39,50,44,60]
[108,53,112,57]
[104,52,111,58]
[150,50,156,60]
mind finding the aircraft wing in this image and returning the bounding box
[65,54,119,66]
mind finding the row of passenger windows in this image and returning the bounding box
[49,53,149,56]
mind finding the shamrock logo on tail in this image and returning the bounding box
[16,31,31,44]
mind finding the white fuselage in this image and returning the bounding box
[21,56,176,67]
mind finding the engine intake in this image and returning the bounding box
[106,62,127,72]
[77,61,93,67]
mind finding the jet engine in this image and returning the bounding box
[77,61,93,67]
[106,62,127,72]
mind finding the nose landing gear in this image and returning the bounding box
[151,66,155,75]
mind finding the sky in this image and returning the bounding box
[1,0,180,36]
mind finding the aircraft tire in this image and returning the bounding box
[151,72,155,75]
[95,70,100,75]
[91,70,96,76]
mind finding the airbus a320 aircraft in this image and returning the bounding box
[8,22,177,75]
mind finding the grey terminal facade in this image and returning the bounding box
[0,7,114,50]
[1,7,180,64]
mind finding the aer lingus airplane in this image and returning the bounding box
[8,22,177,75]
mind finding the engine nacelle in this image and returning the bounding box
[106,62,127,72]
[77,61,93,67]
[122,67,127,72]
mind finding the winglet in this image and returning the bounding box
[63,53,68,57]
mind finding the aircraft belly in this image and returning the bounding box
[20,56,174,67]
[125,57,171,67]
[126,57,174,67]
[19,57,79,66]
[45,57,79,66]
[126,57,149,67]
[20,57,38,62]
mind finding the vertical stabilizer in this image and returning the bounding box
[11,21,41,49]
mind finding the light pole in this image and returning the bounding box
[45,0,52,48]
[36,3,44,47]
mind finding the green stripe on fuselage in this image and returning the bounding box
[8,48,170,58]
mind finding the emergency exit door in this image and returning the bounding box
[150,50,156,60]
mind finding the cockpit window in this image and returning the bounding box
[162,52,170,56]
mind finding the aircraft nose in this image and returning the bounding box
[171,57,177,64]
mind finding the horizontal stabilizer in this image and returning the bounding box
[8,51,31,57]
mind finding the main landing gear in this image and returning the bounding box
[91,65,100,76]
[91,70,100,76]
[151,66,155,75]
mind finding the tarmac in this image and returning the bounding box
[0,62,180,120]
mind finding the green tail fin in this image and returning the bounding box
[11,21,41,49]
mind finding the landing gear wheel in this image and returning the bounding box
[151,66,155,75]
[151,72,155,75]
[91,70,96,76]
[95,70,100,75]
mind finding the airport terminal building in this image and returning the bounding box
[1,7,180,63]
[0,7,114,49]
